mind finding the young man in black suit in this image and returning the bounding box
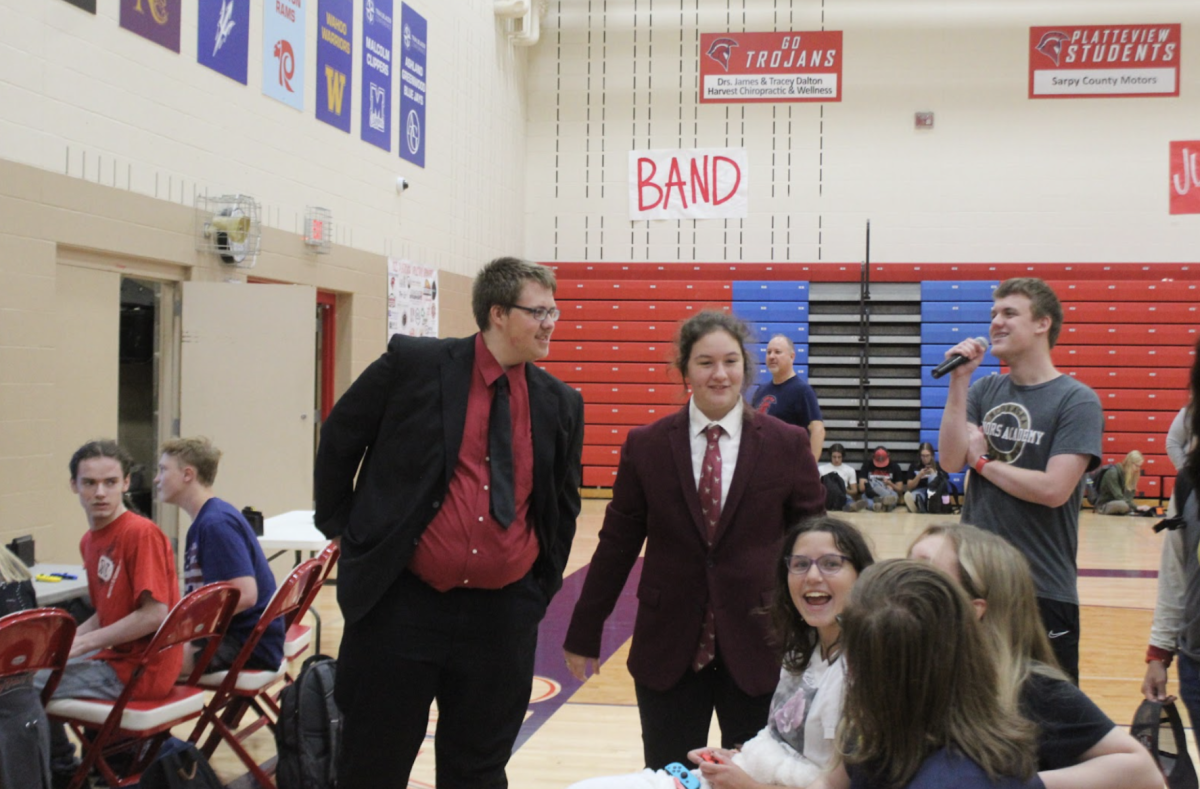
[314,257,584,787]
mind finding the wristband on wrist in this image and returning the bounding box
[1146,645,1175,666]
[973,455,991,476]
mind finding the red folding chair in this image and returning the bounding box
[189,558,323,789]
[0,607,76,700]
[283,541,339,667]
[45,583,240,789]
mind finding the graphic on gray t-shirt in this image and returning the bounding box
[961,374,1103,606]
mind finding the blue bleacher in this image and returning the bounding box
[731,281,810,301]
[920,281,999,301]
[920,323,993,345]
[747,343,809,366]
[735,303,810,322]
[746,322,810,343]
[754,366,809,382]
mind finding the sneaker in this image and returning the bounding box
[872,502,887,512]
[882,493,899,507]
[852,499,868,512]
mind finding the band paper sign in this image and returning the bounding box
[1029,24,1180,98]
[629,148,748,221]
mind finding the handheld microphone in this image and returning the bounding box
[930,337,989,380]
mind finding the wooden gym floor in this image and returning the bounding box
[203,501,1172,788]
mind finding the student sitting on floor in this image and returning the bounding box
[818,443,867,512]
[1093,451,1147,516]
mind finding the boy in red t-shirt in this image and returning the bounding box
[34,439,180,785]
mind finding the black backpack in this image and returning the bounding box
[820,471,848,511]
[276,654,342,789]
[1131,699,1199,789]
[139,742,223,789]
[1083,464,1117,507]
[926,471,951,514]
[0,682,52,789]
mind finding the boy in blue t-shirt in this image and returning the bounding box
[155,437,284,674]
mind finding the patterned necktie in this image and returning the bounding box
[694,423,723,671]
[489,375,515,528]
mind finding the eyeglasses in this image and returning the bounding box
[510,304,561,322]
[784,554,852,576]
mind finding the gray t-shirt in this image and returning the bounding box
[962,373,1103,605]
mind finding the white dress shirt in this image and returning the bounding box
[688,397,743,512]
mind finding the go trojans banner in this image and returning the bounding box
[1029,24,1180,98]
[629,148,748,221]
[699,31,842,104]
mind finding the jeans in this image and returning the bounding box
[32,652,124,774]
[1176,652,1200,735]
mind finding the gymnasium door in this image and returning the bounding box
[180,283,316,517]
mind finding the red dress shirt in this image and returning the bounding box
[409,333,538,591]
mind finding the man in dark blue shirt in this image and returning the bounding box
[750,334,825,462]
[156,437,283,674]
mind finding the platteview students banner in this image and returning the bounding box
[1029,23,1180,98]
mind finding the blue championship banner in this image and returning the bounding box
[361,0,394,150]
[198,0,249,84]
[317,0,353,131]
[398,3,427,167]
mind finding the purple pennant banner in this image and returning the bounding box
[360,0,394,150]
[120,0,181,53]
[198,0,249,84]
[317,0,354,131]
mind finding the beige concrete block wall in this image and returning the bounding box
[1,0,528,277]
[0,160,478,563]
[526,0,1200,263]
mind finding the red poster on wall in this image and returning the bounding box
[699,31,842,104]
[1029,24,1180,99]
[1170,141,1200,215]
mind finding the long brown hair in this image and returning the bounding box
[771,516,874,673]
[838,560,1037,789]
[908,523,1064,710]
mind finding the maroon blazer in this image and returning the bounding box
[563,406,825,696]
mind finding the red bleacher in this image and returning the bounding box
[548,264,1198,493]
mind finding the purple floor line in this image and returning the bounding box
[1077,568,1158,579]
[514,558,643,750]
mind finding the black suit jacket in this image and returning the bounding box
[564,406,825,696]
[313,334,585,625]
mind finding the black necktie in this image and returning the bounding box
[489,375,515,528]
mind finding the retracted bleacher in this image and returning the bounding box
[546,263,1198,496]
